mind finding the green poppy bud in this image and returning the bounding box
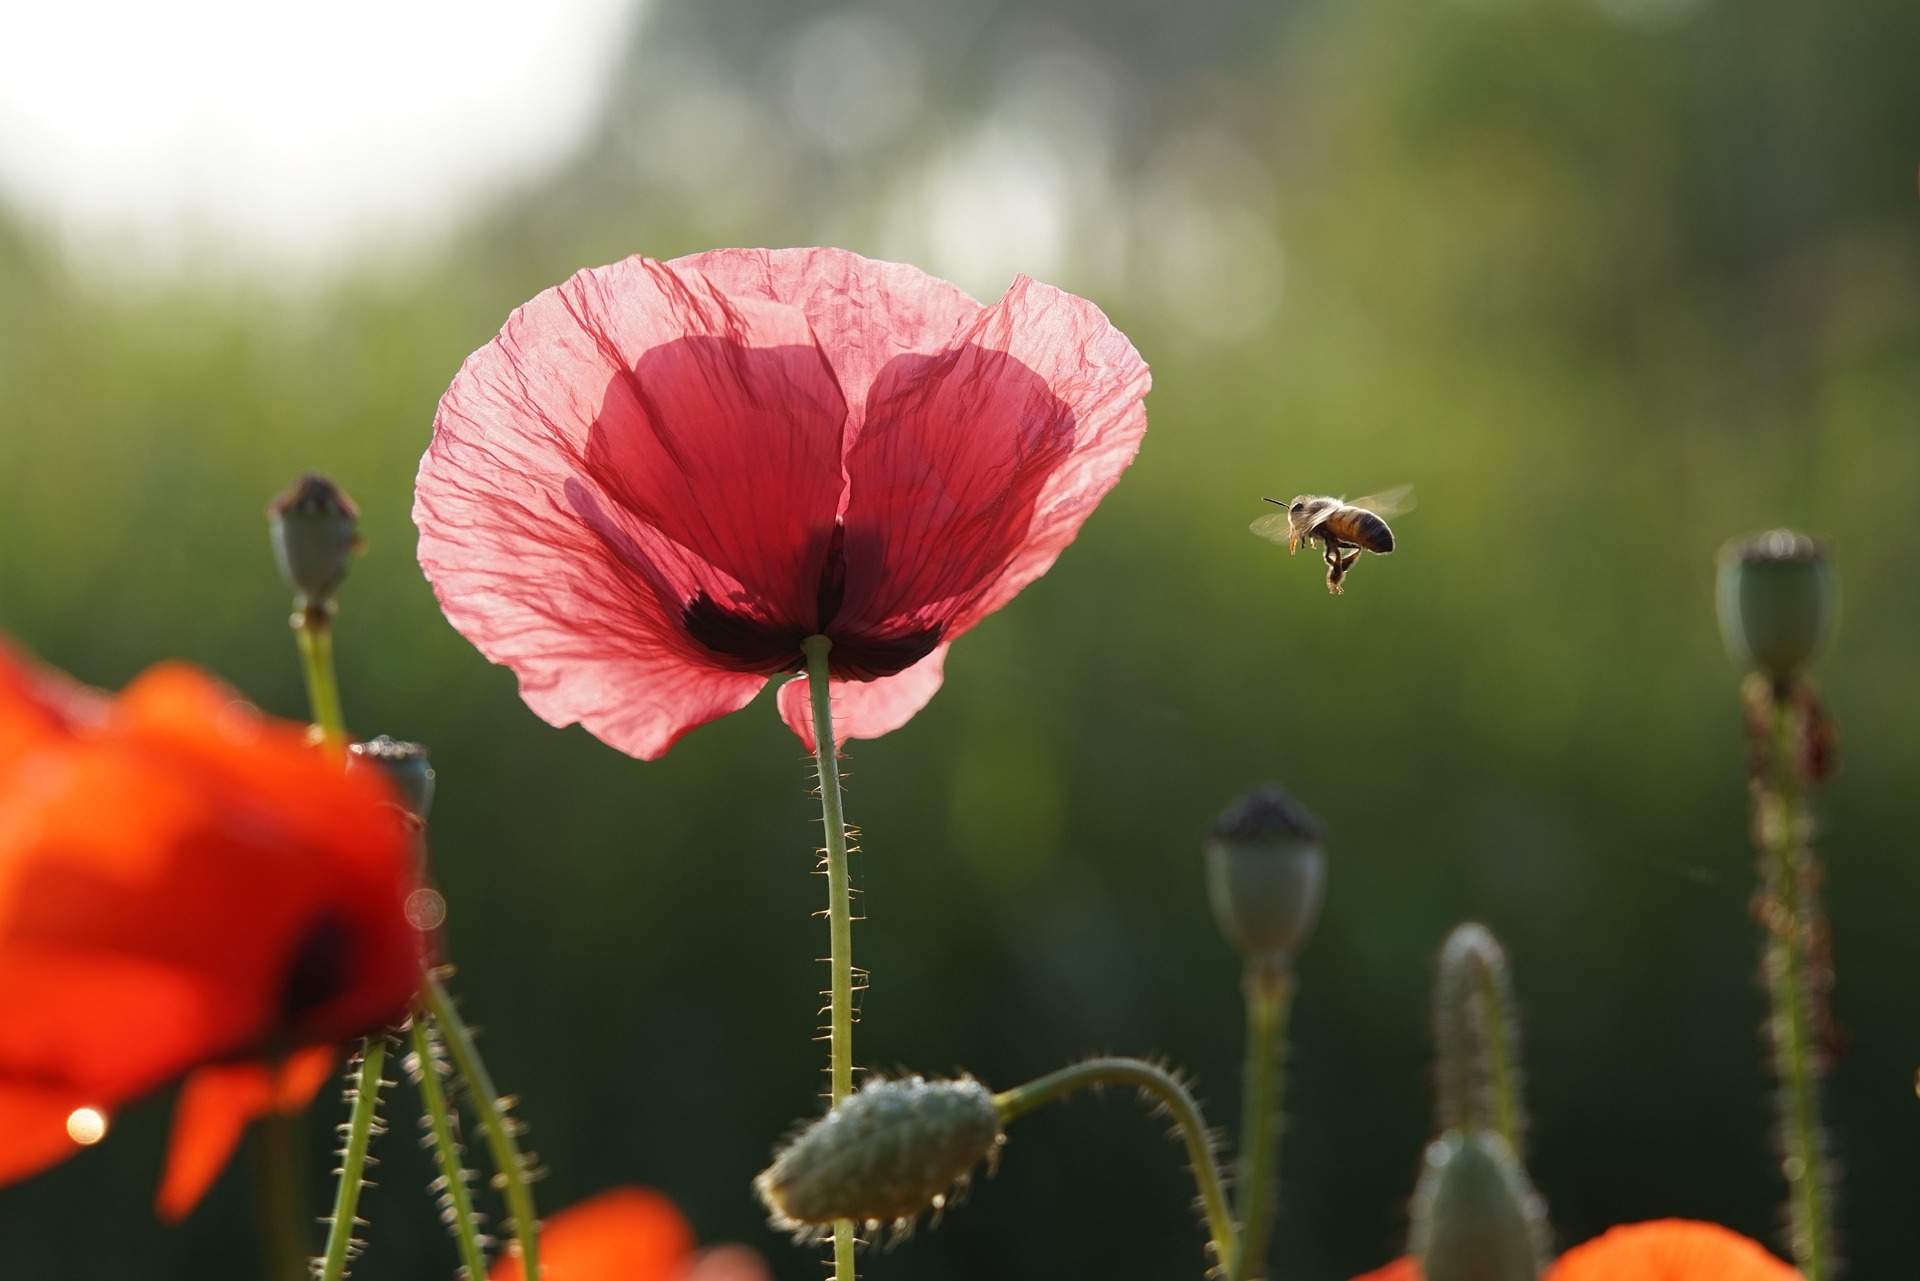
[268,473,363,612]
[755,1075,1004,1241]
[1716,531,1835,681]
[348,736,435,821]
[1204,784,1326,968]
[1411,1130,1547,1281]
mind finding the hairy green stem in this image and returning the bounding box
[317,1039,389,1281]
[1232,967,1294,1281]
[995,1057,1239,1275]
[254,1106,309,1281]
[411,1013,491,1281]
[801,636,859,1279]
[293,607,348,749]
[424,972,541,1279]
[1756,688,1833,1281]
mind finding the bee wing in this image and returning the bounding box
[1348,484,1415,519]
[1248,512,1294,545]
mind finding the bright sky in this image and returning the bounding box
[0,0,640,267]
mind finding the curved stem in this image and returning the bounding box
[1232,967,1293,1281]
[317,1038,390,1281]
[1477,964,1520,1154]
[424,971,541,1280]
[994,1057,1239,1275]
[411,1012,491,1281]
[1754,685,1833,1281]
[293,607,348,750]
[801,636,859,1280]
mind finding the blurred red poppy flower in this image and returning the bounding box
[416,247,1150,759]
[1348,1219,1801,1280]
[0,643,422,1212]
[489,1186,770,1281]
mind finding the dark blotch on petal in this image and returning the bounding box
[282,911,357,1022]
[683,593,809,673]
[828,625,945,681]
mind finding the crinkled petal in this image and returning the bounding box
[417,255,848,759]
[1547,1220,1801,1281]
[777,645,949,751]
[667,247,982,431]
[490,1186,696,1281]
[835,274,1148,641]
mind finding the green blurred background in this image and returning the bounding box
[2,0,1918,1276]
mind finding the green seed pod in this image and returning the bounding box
[268,473,363,611]
[348,736,436,821]
[755,1075,1004,1241]
[1411,1130,1547,1281]
[1204,784,1326,967]
[1716,531,1835,680]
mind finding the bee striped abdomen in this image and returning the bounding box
[1326,506,1395,554]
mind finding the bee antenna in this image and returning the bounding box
[1261,496,1287,507]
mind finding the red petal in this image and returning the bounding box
[156,1061,275,1221]
[777,644,949,751]
[1547,1220,1801,1280]
[668,248,982,424]
[682,1245,773,1281]
[417,256,851,759]
[491,1186,696,1281]
[834,274,1147,642]
[0,1083,100,1185]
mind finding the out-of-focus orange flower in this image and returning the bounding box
[489,1187,771,1281]
[1348,1219,1801,1281]
[0,643,422,1213]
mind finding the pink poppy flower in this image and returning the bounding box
[415,248,1149,759]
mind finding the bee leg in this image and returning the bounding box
[1320,537,1344,594]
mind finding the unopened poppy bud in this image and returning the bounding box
[1204,783,1326,967]
[348,736,435,821]
[755,1075,1003,1240]
[1411,1130,1547,1281]
[268,473,363,611]
[1716,530,1835,681]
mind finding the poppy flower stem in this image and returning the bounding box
[1748,676,1835,1281]
[423,970,543,1280]
[253,1108,310,1281]
[800,635,860,1279]
[993,1057,1239,1275]
[318,1036,392,1281]
[293,607,349,749]
[1231,965,1294,1281]
[408,1011,491,1281]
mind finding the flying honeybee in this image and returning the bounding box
[1249,486,1415,594]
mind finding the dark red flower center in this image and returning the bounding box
[680,522,944,681]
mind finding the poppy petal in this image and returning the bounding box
[417,256,850,760]
[776,644,949,751]
[683,1245,774,1281]
[490,1186,696,1281]
[944,274,1150,637]
[156,1061,275,1221]
[1547,1220,1801,1280]
[667,247,982,423]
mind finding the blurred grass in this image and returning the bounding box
[2,0,1919,1277]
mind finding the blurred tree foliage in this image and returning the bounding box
[1,0,1916,1277]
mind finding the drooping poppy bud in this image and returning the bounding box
[268,473,363,612]
[1410,1130,1547,1281]
[1204,783,1326,969]
[348,735,436,821]
[755,1075,1004,1240]
[1715,530,1835,681]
